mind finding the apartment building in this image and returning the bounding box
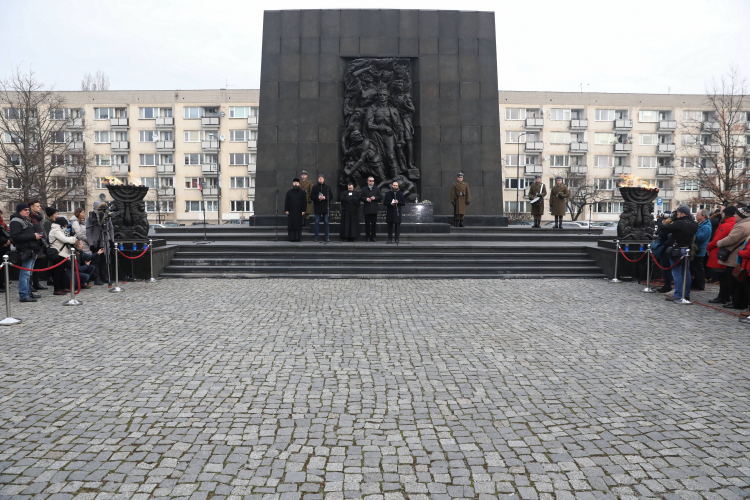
[499,91,750,221]
[2,89,259,223]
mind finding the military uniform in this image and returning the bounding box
[298,173,313,226]
[450,174,471,227]
[549,182,569,228]
[528,180,547,228]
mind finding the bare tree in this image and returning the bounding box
[678,67,749,206]
[80,71,110,92]
[0,68,92,210]
[550,168,605,221]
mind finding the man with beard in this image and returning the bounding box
[361,176,382,242]
[383,180,406,244]
[284,178,307,242]
[298,170,313,228]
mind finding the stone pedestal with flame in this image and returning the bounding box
[617,186,659,240]
[106,183,150,240]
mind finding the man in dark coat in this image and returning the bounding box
[9,203,43,302]
[310,174,333,243]
[361,176,382,242]
[339,183,362,241]
[28,200,50,290]
[450,173,471,227]
[86,202,115,286]
[284,178,307,242]
[549,177,569,229]
[298,170,314,227]
[383,180,406,244]
[528,175,547,228]
[657,205,699,302]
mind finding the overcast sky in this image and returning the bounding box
[1,0,749,95]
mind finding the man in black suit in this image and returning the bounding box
[310,174,333,242]
[383,180,405,244]
[360,176,382,242]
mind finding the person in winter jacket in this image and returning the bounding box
[654,214,674,293]
[48,217,77,295]
[71,208,90,253]
[86,202,114,285]
[706,207,737,304]
[690,209,712,291]
[737,240,750,324]
[657,206,698,301]
[717,207,750,310]
[9,203,43,302]
[28,200,51,291]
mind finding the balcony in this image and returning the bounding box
[111,164,128,175]
[702,121,720,131]
[614,119,633,130]
[155,117,174,128]
[201,117,220,128]
[704,144,721,154]
[570,119,588,129]
[65,164,84,175]
[614,143,632,154]
[524,118,544,129]
[247,140,258,150]
[248,116,259,126]
[202,187,219,197]
[658,120,677,131]
[156,140,175,152]
[614,166,631,175]
[67,187,86,198]
[157,187,175,197]
[569,142,588,154]
[657,167,675,177]
[201,140,220,151]
[201,163,219,175]
[525,141,543,152]
[571,165,588,174]
[247,164,256,174]
[700,190,715,198]
[524,165,543,174]
[110,141,129,151]
[110,118,129,128]
[67,141,84,151]
[660,190,674,198]
[656,143,676,155]
[248,186,256,197]
[156,164,175,175]
[66,118,84,129]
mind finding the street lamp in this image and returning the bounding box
[516,132,528,224]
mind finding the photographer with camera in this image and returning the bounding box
[9,203,44,302]
[73,240,102,288]
[657,206,698,302]
[86,202,114,286]
[48,216,77,295]
[27,201,51,292]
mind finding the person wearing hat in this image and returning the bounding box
[284,178,308,242]
[9,203,44,302]
[86,201,115,286]
[716,206,750,309]
[43,206,59,237]
[48,216,78,294]
[528,175,547,228]
[657,205,698,302]
[450,173,471,227]
[310,174,333,242]
[549,177,569,229]
[298,170,314,227]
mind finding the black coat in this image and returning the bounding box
[339,190,362,239]
[9,213,41,255]
[310,184,333,215]
[383,190,405,224]
[360,185,383,215]
[284,187,308,230]
[658,216,698,248]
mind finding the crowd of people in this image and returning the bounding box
[653,202,750,324]
[4,201,114,302]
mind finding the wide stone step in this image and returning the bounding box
[160,271,607,279]
[163,264,602,274]
[170,257,595,266]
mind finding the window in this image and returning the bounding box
[140,154,158,166]
[145,200,174,213]
[595,133,615,145]
[230,130,249,142]
[595,109,615,121]
[505,131,525,143]
[158,131,174,141]
[160,176,174,187]
[94,108,114,120]
[185,177,202,189]
[594,202,624,213]
[139,131,156,142]
[229,106,251,118]
[504,178,527,190]
[638,134,657,146]
[50,131,68,143]
[95,154,111,166]
[50,108,66,120]
[730,135,746,146]
[681,157,698,169]
[615,110,629,119]
[204,154,218,165]
[231,200,253,212]
[549,132,570,144]
[249,153,257,165]
[230,153,251,165]
[184,154,201,165]
[504,154,526,167]
[185,200,218,212]
[94,131,110,143]
[184,107,201,119]
[680,179,699,191]
[639,157,657,168]
[184,130,201,142]
[230,177,250,188]
[4,108,24,119]
[140,177,158,188]
[160,108,173,117]
[202,130,219,141]
[595,178,616,190]
[160,154,173,165]
[50,154,65,166]
[185,200,201,211]
[505,108,526,120]
[504,201,529,213]
[6,178,21,189]
[681,134,699,146]
[139,107,159,119]
[3,132,22,143]
[249,129,258,140]
[638,110,659,122]
[550,109,571,121]
[683,110,702,122]
[550,155,569,167]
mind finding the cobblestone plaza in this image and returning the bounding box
[1,279,748,500]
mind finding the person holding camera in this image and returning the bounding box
[716,207,750,310]
[48,216,77,295]
[86,202,115,286]
[657,206,698,302]
[9,203,44,302]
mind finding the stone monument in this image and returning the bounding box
[617,186,658,240]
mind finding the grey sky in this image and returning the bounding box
[2,0,749,94]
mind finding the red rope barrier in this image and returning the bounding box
[117,246,149,260]
[650,252,684,271]
[618,247,648,263]
[12,256,69,272]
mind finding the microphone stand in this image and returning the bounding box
[275,189,279,242]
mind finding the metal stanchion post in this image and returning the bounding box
[641,244,656,293]
[146,239,157,283]
[675,249,692,304]
[63,247,82,306]
[0,255,21,325]
[609,239,622,283]
[109,242,124,293]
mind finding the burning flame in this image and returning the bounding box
[128,172,142,186]
[103,176,124,186]
[619,174,658,190]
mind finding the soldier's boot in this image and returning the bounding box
[458,216,465,228]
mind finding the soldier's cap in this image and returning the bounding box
[293,178,300,183]
[300,170,308,175]
[555,176,563,181]
[457,172,464,177]
[535,175,541,179]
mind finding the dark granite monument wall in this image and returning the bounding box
[256,9,503,217]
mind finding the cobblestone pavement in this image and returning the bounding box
[1,279,749,500]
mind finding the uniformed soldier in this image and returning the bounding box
[550,176,569,229]
[528,174,547,228]
[298,170,314,227]
[450,173,471,227]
